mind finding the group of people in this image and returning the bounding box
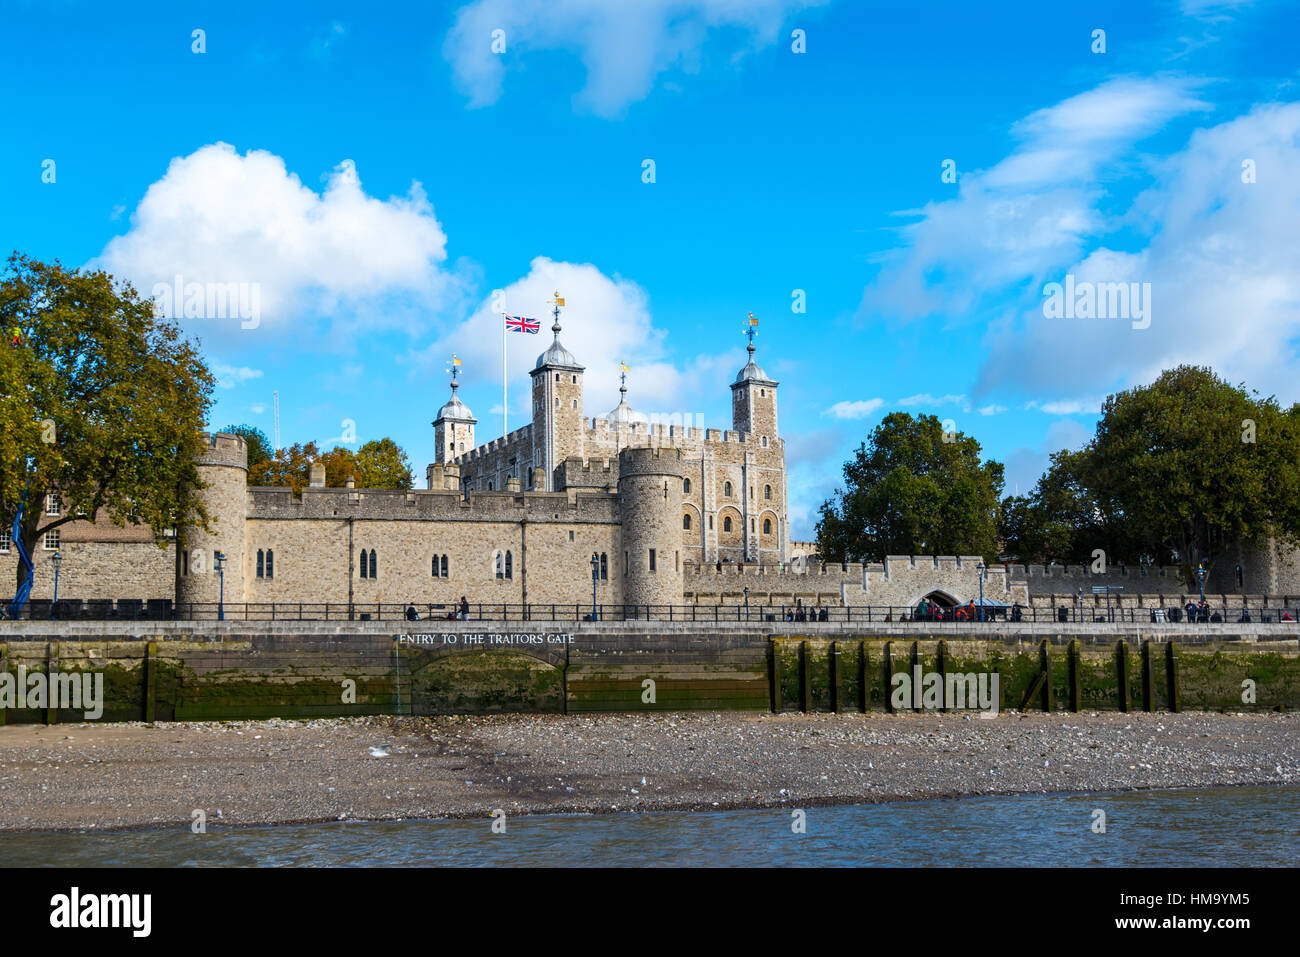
[783,600,827,622]
[899,598,1023,623]
[405,597,471,621]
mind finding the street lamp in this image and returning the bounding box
[976,561,985,622]
[1196,564,1207,603]
[590,552,599,621]
[50,550,61,619]
[215,551,227,621]
[744,585,750,621]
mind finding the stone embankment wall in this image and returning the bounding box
[1,620,1296,721]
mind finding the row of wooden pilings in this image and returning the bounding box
[769,638,1181,714]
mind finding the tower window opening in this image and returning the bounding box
[763,518,772,534]
[764,484,772,499]
[724,481,732,496]
[600,553,608,580]
[649,549,656,572]
[683,514,691,530]
[723,516,732,533]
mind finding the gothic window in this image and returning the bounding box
[368,549,377,579]
[723,516,732,533]
[257,550,264,578]
[764,485,772,499]
[266,549,273,578]
[763,519,772,534]
[724,481,732,496]
[360,551,367,578]
[432,555,440,577]
[683,514,691,530]
[441,555,448,577]
[505,551,512,579]
[488,480,494,490]
[600,553,608,580]
[761,436,768,447]
[494,550,504,579]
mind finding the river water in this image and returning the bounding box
[4,786,1296,867]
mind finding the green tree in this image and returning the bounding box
[1084,365,1300,585]
[221,424,273,471]
[815,412,1004,562]
[0,253,215,594]
[352,438,413,489]
[248,441,320,493]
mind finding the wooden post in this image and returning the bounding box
[45,641,58,725]
[1067,640,1081,712]
[829,641,840,714]
[1039,639,1052,712]
[857,640,868,713]
[936,639,948,713]
[1165,641,1180,713]
[799,640,811,713]
[1116,640,1130,713]
[1140,640,1154,713]
[769,639,782,714]
[883,640,895,714]
[910,641,921,712]
[144,641,158,722]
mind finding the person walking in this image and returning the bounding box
[459,595,470,620]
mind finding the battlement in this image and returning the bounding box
[617,445,684,479]
[247,484,618,522]
[456,425,532,464]
[1008,563,1185,581]
[198,431,248,470]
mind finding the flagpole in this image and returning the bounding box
[502,312,507,441]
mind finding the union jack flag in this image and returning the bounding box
[505,315,540,334]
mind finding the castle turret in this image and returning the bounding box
[618,447,683,606]
[530,294,585,490]
[178,432,248,607]
[433,357,476,468]
[731,333,779,438]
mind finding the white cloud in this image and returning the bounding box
[250,403,266,415]
[823,398,885,420]
[94,143,457,343]
[1024,397,1106,416]
[442,0,826,117]
[416,256,739,423]
[1003,419,1093,498]
[212,364,264,389]
[977,404,1007,416]
[896,392,968,409]
[864,77,1210,322]
[976,100,1300,401]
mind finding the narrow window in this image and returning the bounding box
[488,480,493,490]
[709,515,714,529]
[760,388,766,397]
[266,549,273,578]
[761,436,768,447]
[624,551,629,575]
[649,549,656,572]
[441,555,448,577]
[369,549,377,579]
[257,549,264,578]
[571,375,576,384]
[505,551,513,579]
[600,553,608,580]
[683,514,691,530]
[181,548,188,575]
[683,478,691,493]
[572,399,577,409]
[568,530,574,541]
[763,519,772,534]
[765,484,772,499]
[723,516,732,533]
[555,373,560,382]
[751,519,755,532]
[724,481,732,496]
[432,555,440,577]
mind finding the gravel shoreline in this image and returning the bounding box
[1,711,1296,832]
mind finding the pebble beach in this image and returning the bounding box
[0,711,1296,831]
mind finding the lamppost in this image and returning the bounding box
[744,585,750,621]
[50,550,61,619]
[976,561,985,622]
[215,551,226,621]
[590,552,599,621]
[1196,563,1207,603]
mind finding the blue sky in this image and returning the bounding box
[4,0,1299,537]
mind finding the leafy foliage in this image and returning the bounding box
[221,424,273,471]
[0,253,215,590]
[248,438,413,492]
[815,412,1004,563]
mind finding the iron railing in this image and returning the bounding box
[2,597,1298,624]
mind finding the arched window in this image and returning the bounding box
[761,436,768,447]
[683,478,691,493]
[432,555,440,577]
[360,550,368,579]
[764,484,772,499]
[368,549,377,579]
[723,516,732,533]
[487,480,494,491]
[494,550,504,579]
[683,513,691,530]
[763,518,772,534]
[600,553,608,580]
[266,548,274,579]
[724,481,732,496]
[441,555,448,577]
[505,551,513,579]
[256,549,264,578]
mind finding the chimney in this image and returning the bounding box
[309,464,326,488]
[506,476,521,493]
[345,474,355,489]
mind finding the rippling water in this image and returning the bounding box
[5,786,1297,867]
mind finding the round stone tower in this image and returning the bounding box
[177,432,248,607]
[617,446,684,607]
